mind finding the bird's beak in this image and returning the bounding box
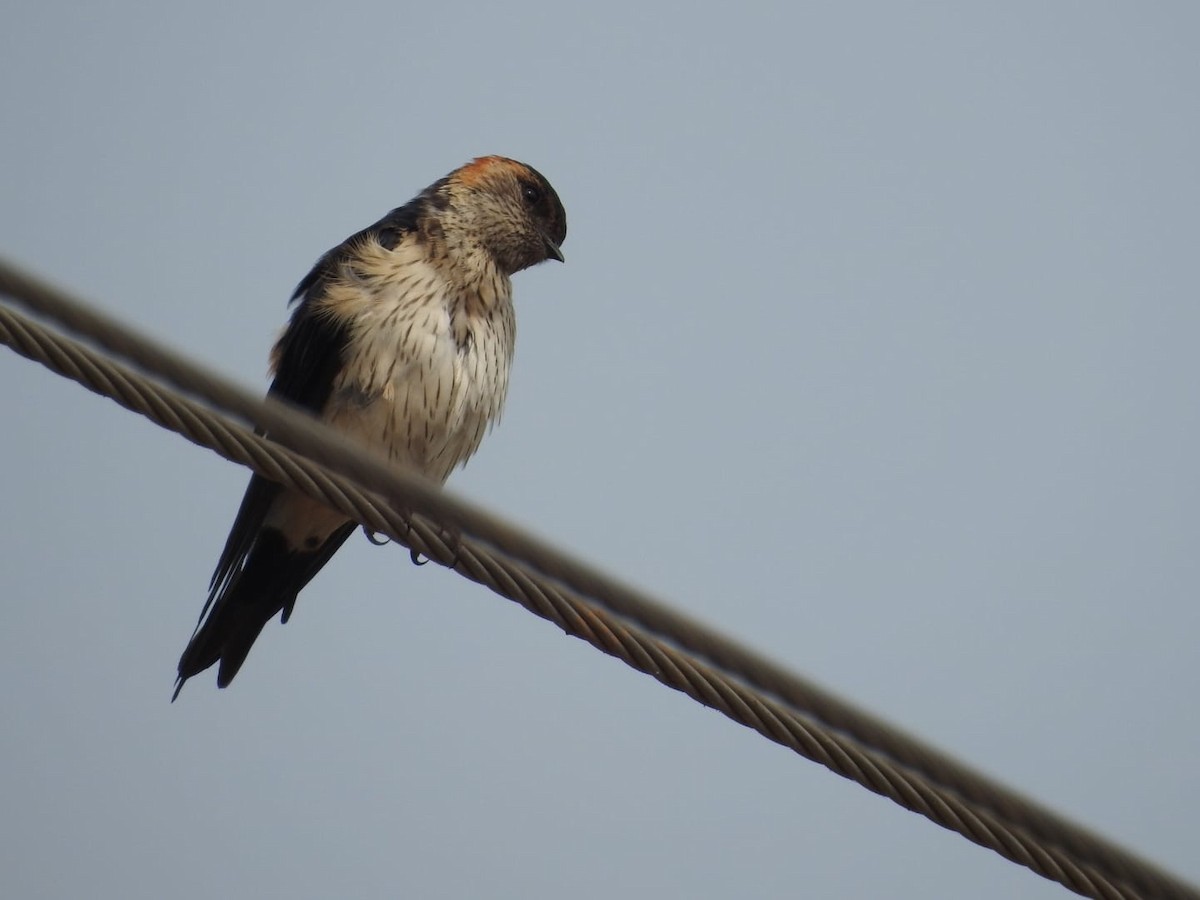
[543,236,565,263]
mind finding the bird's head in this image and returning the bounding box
[433,156,567,276]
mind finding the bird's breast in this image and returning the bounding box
[323,257,515,483]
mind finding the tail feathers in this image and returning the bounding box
[173,524,356,700]
[172,580,296,700]
[173,528,299,700]
[173,590,293,700]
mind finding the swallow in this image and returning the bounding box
[174,156,566,698]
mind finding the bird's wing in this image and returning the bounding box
[200,293,351,620]
[199,203,423,612]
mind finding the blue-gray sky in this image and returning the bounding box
[2,3,1197,898]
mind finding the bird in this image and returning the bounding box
[173,156,567,699]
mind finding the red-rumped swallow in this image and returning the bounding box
[174,156,566,698]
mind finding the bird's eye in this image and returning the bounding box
[521,183,542,205]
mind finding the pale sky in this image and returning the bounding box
[2,3,1198,898]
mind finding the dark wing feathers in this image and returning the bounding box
[201,202,426,609]
[201,288,352,612]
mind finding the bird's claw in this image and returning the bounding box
[362,526,391,546]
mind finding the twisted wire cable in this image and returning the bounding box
[1,259,1195,900]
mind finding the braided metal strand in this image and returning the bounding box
[0,300,1187,899]
[2,260,1196,899]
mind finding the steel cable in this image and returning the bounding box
[1,259,1195,900]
